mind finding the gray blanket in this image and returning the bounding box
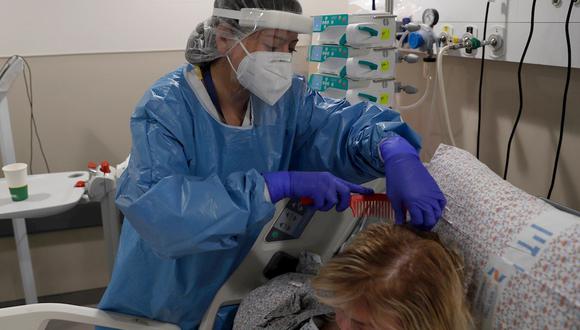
[233,252,333,330]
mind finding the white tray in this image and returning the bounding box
[0,171,89,219]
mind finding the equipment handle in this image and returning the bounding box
[357,26,379,37]
[358,93,378,103]
[358,60,379,70]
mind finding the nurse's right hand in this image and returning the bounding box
[263,172,374,212]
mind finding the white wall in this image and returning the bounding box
[0,0,208,57]
[0,0,351,57]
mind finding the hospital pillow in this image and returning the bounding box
[427,145,579,329]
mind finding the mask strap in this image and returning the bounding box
[225,40,251,74]
[226,55,237,75]
[238,41,251,56]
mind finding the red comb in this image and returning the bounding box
[300,194,394,220]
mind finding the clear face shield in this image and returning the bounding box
[186,6,312,105]
[216,8,312,105]
[214,7,312,35]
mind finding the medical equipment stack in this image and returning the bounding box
[308,13,415,109]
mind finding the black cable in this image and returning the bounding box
[372,0,376,10]
[503,0,537,180]
[547,0,574,199]
[476,1,491,160]
[22,59,34,173]
[20,56,51,173]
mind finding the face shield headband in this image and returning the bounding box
[212,7,313,35]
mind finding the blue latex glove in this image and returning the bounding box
[263,172,374,212]
[380,136,446,230]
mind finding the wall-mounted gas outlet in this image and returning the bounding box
[442,24,454,36]
[488,26,506,58]
[462,25,479,56]
[439,24,455,46]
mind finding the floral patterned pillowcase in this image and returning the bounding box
[427,144,579,329]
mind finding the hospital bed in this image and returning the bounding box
[0,145,578,330]
[0,180,370,330]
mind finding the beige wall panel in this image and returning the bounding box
[1,52,185,173]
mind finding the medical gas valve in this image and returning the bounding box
[397,53,420,64]
[462,34,504,53]
[422,9,440,27]
[406,9,440,61]
[395,82,418,95]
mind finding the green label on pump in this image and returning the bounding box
[308,45,350,62]
[312,14,349,32]
[309,74,349,92]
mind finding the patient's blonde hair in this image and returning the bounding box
[312,224,472,330]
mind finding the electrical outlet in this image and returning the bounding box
[488,26,506,58]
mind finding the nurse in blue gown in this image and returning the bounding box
[98,1,447,329]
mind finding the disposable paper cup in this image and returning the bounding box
[2,163,29,202]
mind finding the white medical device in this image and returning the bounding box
[309,45,398,80]
[308,11,418,110]
[309,73,396,107]
[313,13,397,47]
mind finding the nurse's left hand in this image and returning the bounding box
[380,136,446,231]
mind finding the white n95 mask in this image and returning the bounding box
[227,42,294,106]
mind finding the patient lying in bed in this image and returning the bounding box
[233,224,472,330]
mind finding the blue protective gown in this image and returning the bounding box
[98,64,421,330]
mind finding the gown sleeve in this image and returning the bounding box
[290,77,422,184]
[116,86,275,259]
